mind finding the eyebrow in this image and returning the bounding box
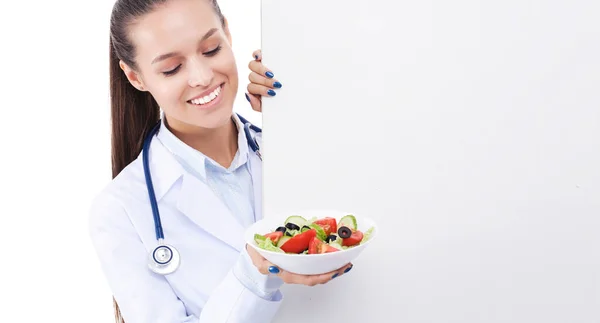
[151,28,219,65]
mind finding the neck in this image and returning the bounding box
[165,116,238,168]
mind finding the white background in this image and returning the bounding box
[0,1,260,321]
[261,0,599,322]
[1,0,599,322]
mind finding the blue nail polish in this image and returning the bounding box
[255,55,259,60]
[344,265,353,273]
[267,89,276,96]
[265,71,274,78]
[268,266,280,274]
[332,273,339,279]
[245,93,250,102]
[273,81,282,88]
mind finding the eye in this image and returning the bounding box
[162,65,181,76]
[204,45,222,57]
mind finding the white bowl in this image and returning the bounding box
[245,209,378,275]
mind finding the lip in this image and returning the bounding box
[187,83,224,102]
[186,83,225,110]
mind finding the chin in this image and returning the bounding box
[187,102,235,130]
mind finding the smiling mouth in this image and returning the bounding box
[187,84,223,105]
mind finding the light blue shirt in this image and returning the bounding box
[155,113,283,300]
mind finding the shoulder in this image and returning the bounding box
[88,156,149,235]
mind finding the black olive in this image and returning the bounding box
[338,226,352,239]
[326,234,338,243]
[275,226,287,233]
[285,231,293,236]
[302,225,311,230]
[285,223,301,231]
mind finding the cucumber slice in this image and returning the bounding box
[329,241,344,250]
[338,214,357,231]
[308,223,327,241]
[276,236,291,248]
[284,215,309,228]
[334,235,344,245]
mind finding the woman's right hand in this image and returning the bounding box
[246,244,353,286]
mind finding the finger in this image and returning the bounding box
[278,266,346,286]
[247,83,277,98]
[248,60,274,79]
[252,49,262,61]
[245,245,270,274]
[301,263,353,285]
[257,258,287,278]
[331,263,354,279]
[249,72,282,90]
[245,92,262,112]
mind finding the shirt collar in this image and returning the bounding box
[155,112,250,180]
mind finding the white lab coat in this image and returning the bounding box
[88,129,282,323]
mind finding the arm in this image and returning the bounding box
[88,192,284,323]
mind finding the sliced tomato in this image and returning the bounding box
[313,217,337,236]
[307,237,339,254]
[342,230,363,247]
[321,244,339,253]
[264,231,284,244]
[280,229,316,253]
[308,236,320,254]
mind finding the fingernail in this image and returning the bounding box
[332,273,339,279]
[255,55,259,60]
[245,93,250,102]
[265,71,274,78]
[344,265,353,273]
[267,89,276,96]
[268,266,280,274]
[273,81,282,88]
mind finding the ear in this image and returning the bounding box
[119,60,147,91]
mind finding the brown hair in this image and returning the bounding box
[108,0,225,321]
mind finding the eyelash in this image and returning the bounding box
[162,45,223,76]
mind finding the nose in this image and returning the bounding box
[188,59,214,88]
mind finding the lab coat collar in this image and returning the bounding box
[144,134,185,202]
[248,131,263,221]
[231,113,250,171]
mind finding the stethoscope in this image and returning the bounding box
[143,114,262,275]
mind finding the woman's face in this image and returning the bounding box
[122,0,238,133]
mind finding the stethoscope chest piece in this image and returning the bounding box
[148,242,180,275]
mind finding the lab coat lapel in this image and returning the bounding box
[248,133,264,221]
[176,173,245,252]
[249,141,263,222]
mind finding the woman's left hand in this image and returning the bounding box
[246,49,282,112]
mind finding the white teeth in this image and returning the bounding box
[190,86,221,105]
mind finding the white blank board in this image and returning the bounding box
[261,0,600,322]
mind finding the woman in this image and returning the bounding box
[89,0,353,322]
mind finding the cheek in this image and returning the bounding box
[147,77,187,105]
[216,51,239,82]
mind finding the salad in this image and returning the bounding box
[254,214,374,254]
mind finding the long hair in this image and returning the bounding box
[108,0,225,321]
